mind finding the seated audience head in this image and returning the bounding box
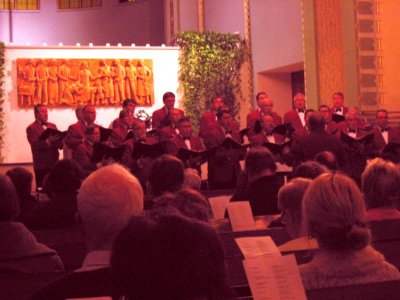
[303,173,370,251]
[85,126,100,144]
[245,146,276,182]
[82,104,96,125]
[153,188,210,222]
[308,112,326,131]
[0,175,20,222]
[278,178,312,239]
[45,159,83,197]
[148,154,184,197]
[182,168,202,191]
[361,158,400,209]
[315,151,339,171]
[6,167,33,200]
[162,91,176,110]
[77,164,143,250]
[111,214,230,300]
[291,161,328,180]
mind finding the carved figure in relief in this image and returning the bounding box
[98,60,114,105]
[35,59,49,104]
[57,59,74,104]
[48,60,59,105]
[125,59,137,102]
[111,59,126,105]
[21,59,36,106]
[76,61,95,105]
[136,60,152,105]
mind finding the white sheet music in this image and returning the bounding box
[208,195,231,219]
[235,236,281,258]
[243,254,307,300]
[226,201,256,232]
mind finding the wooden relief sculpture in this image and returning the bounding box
[16,58,154,108]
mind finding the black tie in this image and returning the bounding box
[297,109,304,113]
[349,129,356,133]
[381,128,388,133]
[335,108,342,112]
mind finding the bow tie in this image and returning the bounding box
[335,108,342,112]
[183,137,190,141]
[381,128,388,133]
[349,129,356,133]
[225,130,232,135]
[297,109,305,113]
[41,122,48,127]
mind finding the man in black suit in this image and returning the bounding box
[291,112,346,168]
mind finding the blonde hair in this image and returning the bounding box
[361,158,400,209]
[278,178,312,224]
[302,173,370,251]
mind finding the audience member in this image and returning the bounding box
[153,188,211,222]
[32,164,143,299]
[291,161,328,180]
[299,173,400,289]
[182,168,202,191]
[111,214,231,300]
[361,158,400,221]
[146,154,185,208]
[314,151,339,171]
[291,112,346,168]
[6,167,38,223]
[231,147,281,216]
[0,175,63,273]
[25,159,83,230]
[277,178,317,252]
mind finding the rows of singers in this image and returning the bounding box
[26,91,400,192]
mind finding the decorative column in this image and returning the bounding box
[198,0,204,33]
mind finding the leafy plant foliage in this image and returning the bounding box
[176,31,246,129]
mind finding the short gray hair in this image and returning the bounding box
[77,164,143,248]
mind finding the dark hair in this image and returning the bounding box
[34,104,46,115]
[256,92,267,101]
[291,161,328,180]
[333,92,344,99]
[216,107,231,120]
[111,214,230,300]
[319,104,329,111]
[46,159,83,197]
[122,99,135,108]
[0,175,20,221]
[149,155,184,197]
[178,116,191,125]
[245,146,276,175]
[162,91,175,102]
[6,167,33,200]
[153,189,211,222]
[308,112,326,131]
[315,151,339,171]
